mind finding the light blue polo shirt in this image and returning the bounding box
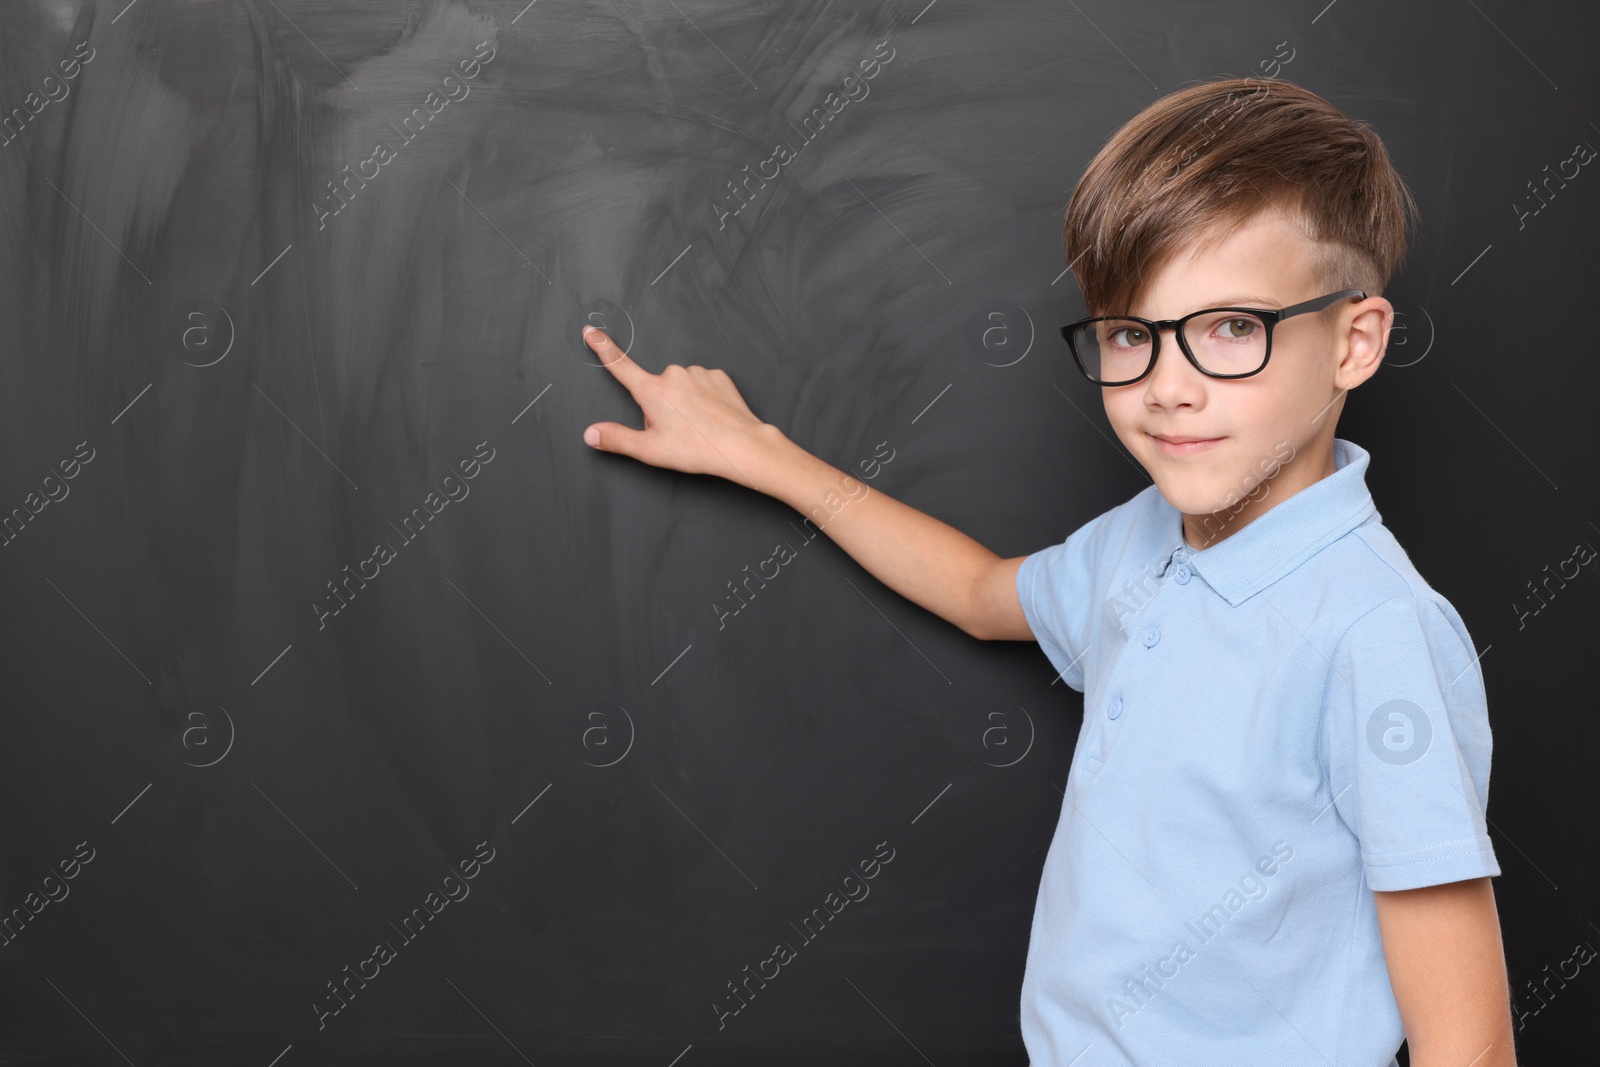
[1014,437,1500,1067]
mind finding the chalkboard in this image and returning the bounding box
[1,1,1595,1064]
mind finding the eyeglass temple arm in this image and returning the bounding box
[1277,288,1365,321]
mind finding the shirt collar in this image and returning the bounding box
[1155,437,1381,607]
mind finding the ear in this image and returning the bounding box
[1333,295,1394,391]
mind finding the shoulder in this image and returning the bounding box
[1314,523,1490,772]
[1320,521,1478,664]
[1019,484,1168,610]
[1016,485,1163,690]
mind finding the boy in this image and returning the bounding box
[579,76,1517,1066]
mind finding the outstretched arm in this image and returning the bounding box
[579,326,1033,641]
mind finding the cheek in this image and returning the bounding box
[1102,393,1141,432]
[1284,340,1337,395]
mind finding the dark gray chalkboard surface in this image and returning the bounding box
[1,1,1595,1064]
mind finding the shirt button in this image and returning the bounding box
[1107,696,1123,720]
[1174,565,1191,584]
[1142,624,1161,648]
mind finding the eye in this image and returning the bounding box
[1107,326,1149,348]
[1216,317,1259,339]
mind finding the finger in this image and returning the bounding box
[583,420,648,458]
[583,326,650,388]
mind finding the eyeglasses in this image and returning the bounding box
[1060,289,1365,385]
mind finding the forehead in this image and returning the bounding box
[1130,208,1322,315]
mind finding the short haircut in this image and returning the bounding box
[1063,77,1420,317]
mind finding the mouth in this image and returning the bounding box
[1148,432,1224,457]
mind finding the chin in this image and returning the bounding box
[1151,475,1240,518]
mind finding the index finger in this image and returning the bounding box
[583,326,651,387]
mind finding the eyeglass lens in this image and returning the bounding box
[1072,310,1270,382]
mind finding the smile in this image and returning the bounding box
[1149,433,1224,457]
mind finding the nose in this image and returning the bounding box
[1140,324,1206,398]
[1147,325,1189,379]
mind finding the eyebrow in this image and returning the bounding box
[1126,293,1281,318]
[1198,293,1280,308]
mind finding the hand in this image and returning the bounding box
[580,326,776,485]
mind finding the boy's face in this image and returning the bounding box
[1100,206,1393,550]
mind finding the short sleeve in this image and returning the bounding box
[1320,593,1501,891]
[1016,520,1101,693]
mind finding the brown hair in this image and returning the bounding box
[1063,77,1419,317]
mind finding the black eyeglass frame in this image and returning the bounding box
[1060,288,1366,385]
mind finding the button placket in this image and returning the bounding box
[1087,555,1183,774]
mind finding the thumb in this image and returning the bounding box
[583,421,647,457]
